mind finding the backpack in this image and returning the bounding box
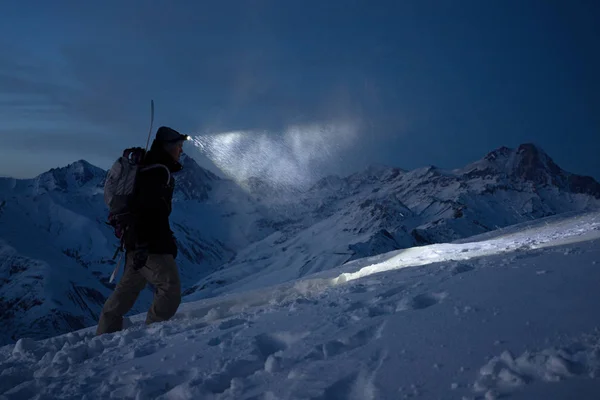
[103,147,172,250]
[104,147,146,247]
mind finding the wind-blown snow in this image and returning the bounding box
[190,122,358,191]
[2,211,599,399]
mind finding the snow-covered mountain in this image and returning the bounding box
[184,143,600,300]
[0,143,598,345]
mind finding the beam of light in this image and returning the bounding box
[330,216,600,285]
[188,121,358,194]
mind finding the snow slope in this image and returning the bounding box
[1,211,599,399]
[0,239,115,346]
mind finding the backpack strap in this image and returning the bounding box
[140,164,171,186]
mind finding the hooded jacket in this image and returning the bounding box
[132,140,183,256]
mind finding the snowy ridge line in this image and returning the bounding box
[331,213,600,285]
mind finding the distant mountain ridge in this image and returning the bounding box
[183,143,599,300]
[458,143,600,196]
[0,142,598,344]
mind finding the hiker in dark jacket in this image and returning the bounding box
[96,126,188,335]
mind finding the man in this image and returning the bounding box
[96,126,188,335]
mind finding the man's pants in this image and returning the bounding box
[96,253,181,335]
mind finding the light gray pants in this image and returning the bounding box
[96,253,181,335]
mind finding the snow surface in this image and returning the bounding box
[2,211,600,399]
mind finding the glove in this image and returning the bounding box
[132,244,149,270]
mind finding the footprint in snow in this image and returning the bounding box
[126,368,193,399]
[129,343,161,359]
[367,304,396,318]
[397,292,448,311]
[305,321,385,361]
[513,246,544,259]
[202,358,265,394]
[252,332,290,361]
[207,330,237,347]
[345,301,366,312]
[450,263,475,275]
[376,285,406,299]
[310,371,362,400]
[307,349,387,400]
[218,318,249,330]
[343,301,396,321]
[347,284,368,294]
[202,332,291,394]
[343,286,406,320]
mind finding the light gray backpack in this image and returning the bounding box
[104,147,147,218]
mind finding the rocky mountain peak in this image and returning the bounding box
[173,153,221,201]
[34,159,106,193]
[508,143,559,182]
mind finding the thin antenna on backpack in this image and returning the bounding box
[144,99,155,157]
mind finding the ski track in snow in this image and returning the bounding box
[1,212,600,399]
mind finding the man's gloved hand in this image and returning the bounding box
[132,244,149,270]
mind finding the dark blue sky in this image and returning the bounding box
[1,0,598,181]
